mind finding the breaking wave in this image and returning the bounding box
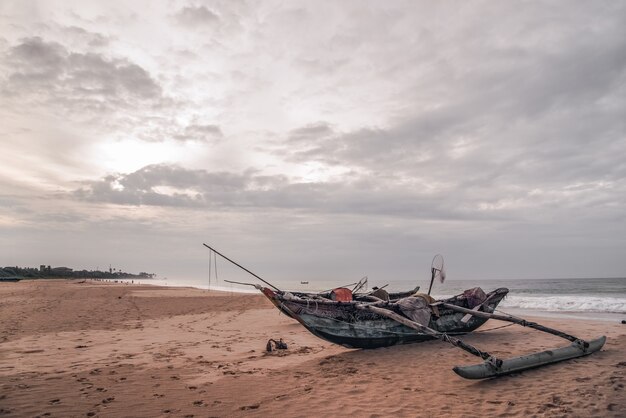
[500,295,626,314]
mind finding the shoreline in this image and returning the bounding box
[6,277,626,327]
[44,276,626,323]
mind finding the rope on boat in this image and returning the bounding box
[474,323,515,333]
[207,249,219,289]
[494,308,524,320]
[202,243,280,291]
[303,298,319,314]
[214,251,218,283]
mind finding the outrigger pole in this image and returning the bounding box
[439,303,606,379]
[357,304,493,361]
[202,243,281,291]
[440,303,582,343]
[357,302,605,379]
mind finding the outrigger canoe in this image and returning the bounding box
[260,286,508,349]
[202,243,607,379]
[262,285,605,379]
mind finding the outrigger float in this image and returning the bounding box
[203,243,606,380]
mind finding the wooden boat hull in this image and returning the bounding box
[294,314,437,348]
[269,287,509,349]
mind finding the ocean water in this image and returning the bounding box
[436,277,626,315]
[139,275,626,321]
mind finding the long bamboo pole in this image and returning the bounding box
[202,243,280,291]
[440,303,583,344]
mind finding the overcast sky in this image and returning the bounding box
[1,1,625,286]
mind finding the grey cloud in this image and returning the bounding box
[273,91,625,222]
[288,122,334,142]
[74,165,250,208]
[67,52,161,99]
[173,123,223,142]
[174,6,220,27]
[72,163,602,223]
[118,164,247,192]
[8,36,66,69]
[278,115,448,169]
[3,36,162,105]
[64,26,110,47]
[271,6,626,200]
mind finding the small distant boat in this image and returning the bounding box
[300,281,309,284]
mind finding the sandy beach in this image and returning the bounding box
[0,280,624,417]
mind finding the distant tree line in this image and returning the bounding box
[0,265,156,279]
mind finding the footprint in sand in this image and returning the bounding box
[48,399,60,405]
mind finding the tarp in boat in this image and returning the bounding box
[370,287,390,301]
[462,287,487,308]
[330,287,353,302]
[396,296,431,326]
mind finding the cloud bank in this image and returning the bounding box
[1,1,624,283]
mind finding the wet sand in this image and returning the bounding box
[1,280,624,417]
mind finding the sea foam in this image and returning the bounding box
[500,295,626,313]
